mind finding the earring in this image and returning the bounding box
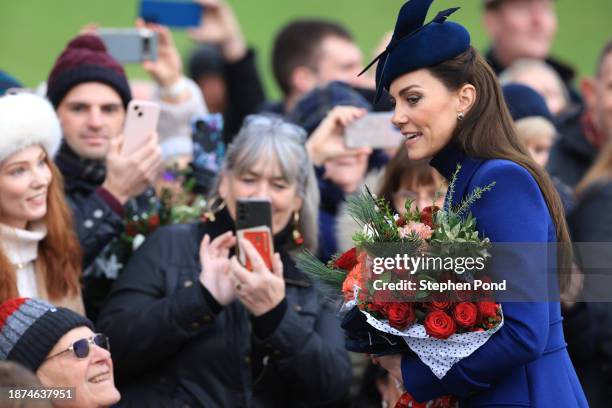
[201,197,226,222]
[292,211,304,246]
[457,111,465,121]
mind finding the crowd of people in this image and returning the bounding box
[0,0,611,406]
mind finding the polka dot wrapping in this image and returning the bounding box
[354,303,504,380]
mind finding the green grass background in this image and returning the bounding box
[1,0,610,99]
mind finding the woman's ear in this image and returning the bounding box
[292,195,304,214]
[457,83,477,114]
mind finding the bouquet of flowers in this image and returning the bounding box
[297,166,502,408]
[89,169,213,280]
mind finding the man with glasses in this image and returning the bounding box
[0,297,120,408]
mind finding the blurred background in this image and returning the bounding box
[0,0,610,98]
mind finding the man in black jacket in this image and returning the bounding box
[482,0,580,105]
[548,40,612,187]
[48,33,162,320]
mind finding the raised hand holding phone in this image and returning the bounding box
[102,125,162,204]
[230,239,285,316]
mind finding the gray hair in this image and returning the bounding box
[499,58,570,106]
[213,114,320,253]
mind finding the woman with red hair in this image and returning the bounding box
[0,92,82,314]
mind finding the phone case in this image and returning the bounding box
[237,227,274,271]
[98,28,158,64]
[139,0,203,28]
[344,112,404,149]
[236,199,274,271]
[122,100,160,156]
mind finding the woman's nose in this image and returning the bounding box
[31,168,50,188]
[391,106,407,129]
[250,182,271,200]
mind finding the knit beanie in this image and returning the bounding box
[0,70,23,96]
[0,298,94,372]
[46,34,132,108]
[0,93,62,162]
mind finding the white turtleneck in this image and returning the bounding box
[0,222,47,298]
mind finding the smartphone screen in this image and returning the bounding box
[344,112,403,149]
[235,199,274,271]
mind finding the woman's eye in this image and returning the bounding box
[273,183,288,190]
[9,167,25,176]
[241,178,255,184]
[406,96,421,105]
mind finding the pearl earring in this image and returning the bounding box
[457,111,465,121]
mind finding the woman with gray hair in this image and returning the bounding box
[97,114,351,407]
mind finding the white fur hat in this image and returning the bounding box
[0,93,62,163]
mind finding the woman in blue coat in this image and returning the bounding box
[370,0,588,406]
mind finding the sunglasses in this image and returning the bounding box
[45,333,110,361]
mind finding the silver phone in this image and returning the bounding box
[97,28,158,64]
[344,112,404,149]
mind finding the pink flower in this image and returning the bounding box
[399,221,433,240]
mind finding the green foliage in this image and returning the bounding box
[295,250,347,293]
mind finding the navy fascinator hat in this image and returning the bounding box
[360,0,471,103]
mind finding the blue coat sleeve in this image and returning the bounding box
[402,161,552,400]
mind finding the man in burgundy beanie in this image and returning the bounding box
[47,34,132,109]
[49,33,161,322]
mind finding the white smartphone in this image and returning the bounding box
[344,112,404,149]
[121,100,160,156]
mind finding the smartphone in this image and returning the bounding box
[191,113,225,193]
[122,100,160,156]
[236,199,274,271]
[344,112,404,149]
[139,0,203,28]
[98,28,158,63]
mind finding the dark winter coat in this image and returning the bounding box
[97,208,351,407]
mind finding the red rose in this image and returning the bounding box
[420,205,440,228]
[427,301,454,311]
[148,213,160,229]
[477,301,498,319]
[394,392,427,408]
[455,289,476,303]
[334,247,357,271]
[453,302,478,328]
[366,301,386,314]
[383,302,415,330]
[125,221,138,237]
[424,310,457,339]
[429,395,457,408]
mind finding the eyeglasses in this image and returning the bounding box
[45,333,110,361]
[243,114,307,143]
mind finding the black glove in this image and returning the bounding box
[341,306,409,355]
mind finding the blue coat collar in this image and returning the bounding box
[430,142,483,207]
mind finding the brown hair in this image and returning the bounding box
[0,155,81,301]
[428,46,571,291]
[377,147,446,210]
[272,19,353,95]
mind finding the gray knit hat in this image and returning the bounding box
[0,298,94,372]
